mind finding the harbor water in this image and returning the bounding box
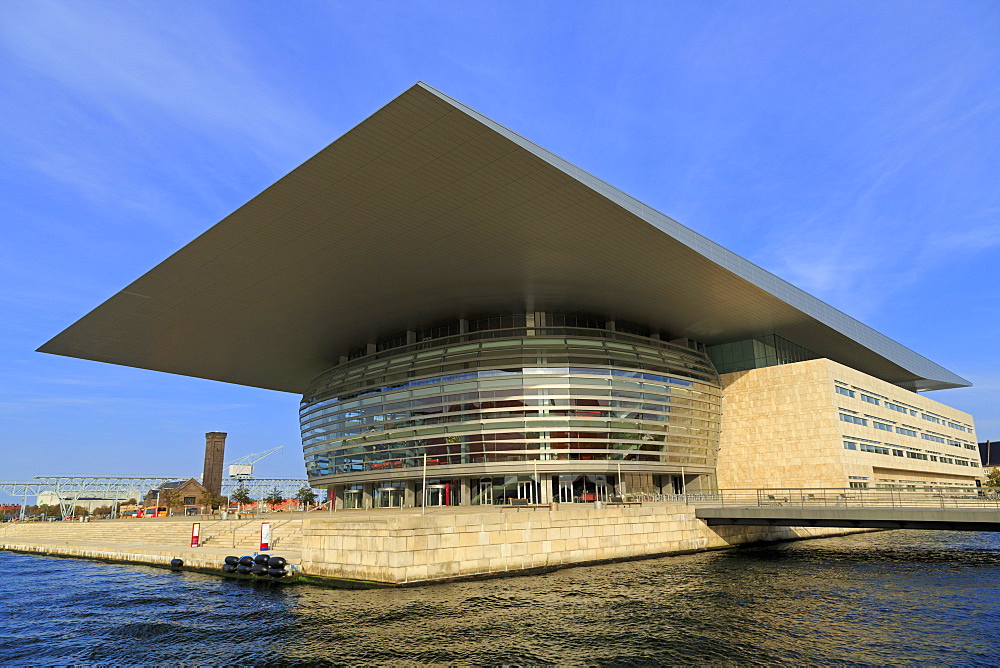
[2,529,999,665]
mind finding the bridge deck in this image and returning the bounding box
[696,506,1000,531]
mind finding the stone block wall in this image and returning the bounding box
[300,504,863,584]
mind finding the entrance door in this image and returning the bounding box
[376,487,403,508]
[558,476,574,502]
[516,479,538,504]
[477,479,493,505]
[425,484,448,506]
[671,475,684,495]
[345,489,362,509]
[594,477,609,502]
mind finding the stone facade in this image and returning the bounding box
[717,358,979,491]
[300,504,868,584]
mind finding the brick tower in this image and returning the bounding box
[202,432,227,496]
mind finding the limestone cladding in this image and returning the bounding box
[717,358,979,490]
[299,505,868,584]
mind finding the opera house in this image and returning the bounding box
[40,83,980,509]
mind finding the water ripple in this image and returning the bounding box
[2,530,1000,664]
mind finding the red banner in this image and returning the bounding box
[260,522,271,551]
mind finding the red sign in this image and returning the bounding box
[190,522,201,547]
[260,522,271,551]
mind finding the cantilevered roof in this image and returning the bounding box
[39,82,970,393]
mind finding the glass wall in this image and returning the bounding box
[706,334,817,375]
[301,323,721,487]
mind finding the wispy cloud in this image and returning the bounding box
[755,66,999,318]
[0,1,331,238]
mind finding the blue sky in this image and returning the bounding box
[1,1,998,495]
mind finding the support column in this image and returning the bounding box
[459,477,471,506]
[361,482,374,509]
[333,485,345,510]
[539,473,553,504]
[404,480,416,507]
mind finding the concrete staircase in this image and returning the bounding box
[0,515,304,554]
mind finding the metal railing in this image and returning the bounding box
[686,487,1000,510]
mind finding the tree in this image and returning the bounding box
[231,483,253,510]
[161,488,184,514]
[264,487,285,510]
[984,469,1000,490]
[295,485,317,508]
[197,490,226,512]
[37,503,61,518]
[92,505,113,518]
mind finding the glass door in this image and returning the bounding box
[376,487,403,508]
[558,476,574,502]
[425,484,448,506]
[516,479,538,503]
[477,479,494,505]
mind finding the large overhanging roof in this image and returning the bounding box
[39,82,969,393]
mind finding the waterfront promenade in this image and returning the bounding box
[0,513,304,573]
[0,500,871,585]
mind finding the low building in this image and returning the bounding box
[144,478,213,515]
[36,490,143,513]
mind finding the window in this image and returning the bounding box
[840,413,868,426]
[849,481,869,489]
[859,443,890,455]
[861,394,880,406]
[874,422,893,432]
[892,449,904,457]
[906,451,929,460]
[835,386,855,398]
[921,414,941,424]
[843,441,857,450]
[921,433,945,444]
[896,427,918,437]
[886,402,908,414]
[183,496,196,505]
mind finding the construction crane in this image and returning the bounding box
[225,446,284,479]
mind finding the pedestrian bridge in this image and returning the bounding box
[691,488,1000,532]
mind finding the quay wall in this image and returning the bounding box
[1,505,872,585]
[300,503,870,584]
[0,516,304,573]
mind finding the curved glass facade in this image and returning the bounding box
[301,324,721,498]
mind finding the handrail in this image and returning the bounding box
[690,487,1000,510]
